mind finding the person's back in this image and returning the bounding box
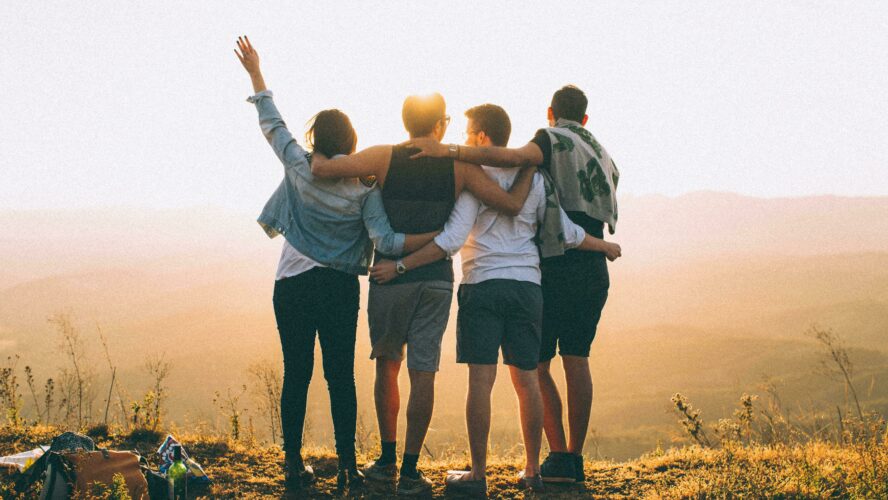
[376,144,456,284]
[456,167,544,284]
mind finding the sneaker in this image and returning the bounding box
[539,452,577,483]
[445,470,487,497]
[362,460,399,482]
[284,460,315,490]
[574,453,585,483]
[397,470,433,496]
[337,465,365,491]
[517,470,545,491]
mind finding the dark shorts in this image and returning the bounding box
[540,251,610,361]
[456,279,542,371]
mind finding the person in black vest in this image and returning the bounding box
[404,86,620,484]
[311,94,535,495]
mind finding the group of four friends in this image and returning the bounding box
[235,36,622,496]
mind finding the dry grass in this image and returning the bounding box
[1,425,886,499]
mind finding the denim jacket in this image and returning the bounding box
[248,90,405,275]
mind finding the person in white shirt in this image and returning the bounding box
[370,105,621,495]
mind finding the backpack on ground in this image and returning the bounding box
[39,449,149,499]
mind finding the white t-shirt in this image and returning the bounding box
[433,169,586,285]
[276,239,325,280]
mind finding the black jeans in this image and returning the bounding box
[273,267,360,461]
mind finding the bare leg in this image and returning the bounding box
[537,359,568,452]
[404,368,436,455]
[562,355,593,454]
[509,365,544,476]
[464,364,497,480]
[374,358,402,443]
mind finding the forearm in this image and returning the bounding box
[403,231,440,253]
[403,241,447,270]
[460,146,533,168]
[249,70,267,94]
[577,234,609,252]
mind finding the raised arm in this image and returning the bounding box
[370,191,480,284]
[311,145,391,179]
[235,36,307,167]
[458,163,535,216]
[407,137,544,169]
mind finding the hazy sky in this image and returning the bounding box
[2,1,886,210]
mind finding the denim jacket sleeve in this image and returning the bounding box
[361,188,406,256]
[246,90,309,169]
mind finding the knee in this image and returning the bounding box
[283,361,313,382]
[324,367,354,387]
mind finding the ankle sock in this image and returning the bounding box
[401,453,420,478]
[377,441,396,465]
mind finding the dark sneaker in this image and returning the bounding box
[445,471,487,497]
[574,454,585,483]
[284,463,315,490]
[517,470,545,491]
[362,460,399,482]
[397,470,433,496]
[337,466,365,491]
[539,452,577,483]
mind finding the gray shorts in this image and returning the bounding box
[456,279,542,371]
[368,280,453,372]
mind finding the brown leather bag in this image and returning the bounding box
[50,449,149,499]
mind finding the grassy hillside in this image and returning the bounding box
[1,425,886,499]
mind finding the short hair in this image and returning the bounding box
[306,109,357,158]
[551,85,588,122]
[465,104,511,147]
[402,93,446,137]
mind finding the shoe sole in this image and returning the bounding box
[363,471,398,482]
[397,484,433,496]
[541,476,577,483]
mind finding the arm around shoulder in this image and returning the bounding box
[311,145,391,179]
[459,163,535,216]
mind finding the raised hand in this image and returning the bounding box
[234,36,261,75]
[235,36,267,93]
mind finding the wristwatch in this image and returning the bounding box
[396,260,407,274]
[447,143,459,159]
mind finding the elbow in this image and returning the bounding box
[503,202,522,217]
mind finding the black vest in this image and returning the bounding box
[375,144,456,284]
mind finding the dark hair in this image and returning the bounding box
[402,93,446,138]
[306,109,357,157]
[465,104,511,147]
[551,85,588,122]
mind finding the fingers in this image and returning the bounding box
[409,151,429,160]
[236,36,254,56]
[234,49,244,63]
